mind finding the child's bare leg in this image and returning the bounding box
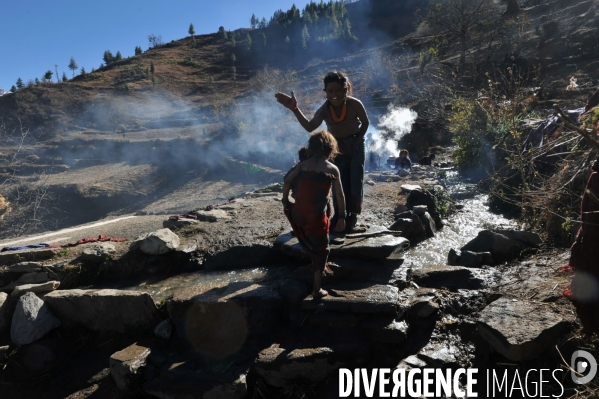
[312,261,328,298]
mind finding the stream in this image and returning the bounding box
[110,169,516,300]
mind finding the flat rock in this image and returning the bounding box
[44,289,161,334]
[11,292,61,346]
[168,281,284,355]
[0,249,60,266]
[6,261,42,273]
[302,283,399,315]
[324,258,407,286]
[81,243,116,263]
[413,205,428,215]
[130,228,180,255]
[397,354,427,370]
[14,271,50,285]
[193,209,231,222]
[493,229,542,247]
[477,298,572,361]
[397,288,439,319]
[410,265,484,290]
[12,281,60,298]
[275,226,410,260]
[359,317,409,344]
[254,346,342,388]
[110,343,152,391]
[203,243,273,271]
[162,218,200,230]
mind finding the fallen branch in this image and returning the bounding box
[553,104,599,151]
[345,229,404,239]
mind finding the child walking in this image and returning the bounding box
[276,71,369,232]
[283,130,346,299]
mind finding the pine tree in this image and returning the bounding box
[16,78,24,89]
[35,78,40,85]
[301,24,310,49]
[68,57,78,77]
[260,33,267,47]
[44,70,53,81]
[189,23,195,38]
[135,46,142,55]
[251,14,257,29]
[232,66,236,81]
[218,26,228,40]
[10,85,16,93]
[231,53,236,65]
[259,17,267,28]
[231,34,236,47]
[115,51,123,62]
[62,72,68,82]
[246,33,253,51]
[150,61,155,75]
[151,75,156,86]
[103,50,113,65]
[80,67,86,76]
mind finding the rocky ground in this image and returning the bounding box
[0,152,589,399]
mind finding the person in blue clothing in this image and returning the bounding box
[395,149,412,176]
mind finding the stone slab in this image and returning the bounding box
[0,249,61,266]
[301,283,399,315]
[410,265,484,290]
[477,298,572,361]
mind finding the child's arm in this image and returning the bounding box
[275,91,324,132]
[282,163,302,208]
[353,98,370,137]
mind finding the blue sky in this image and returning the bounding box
[0,0,314,91]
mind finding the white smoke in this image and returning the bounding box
[368,105,417,157]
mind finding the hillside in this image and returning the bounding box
[0,0,598,238]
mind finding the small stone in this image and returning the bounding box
[366,180,375,186]
[401,184,421,193]
[360,317,409,344]
[154,319,172,340]
[11,292,61,346]
[12,281,60,298]
[110,343,151,391]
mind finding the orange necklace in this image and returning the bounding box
[329,102,347,122]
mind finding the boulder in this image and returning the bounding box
[397,354,427,370]
[477,298,573,361]
[0,292,12,334]
[11,292,61,346]
[302,283,399,315]
[130,228,180,255]
[12,281,60,298]
[410,265,484,290]
[110,343,152,391]
[0,248,60,266]
[254,347,342,388]
[461,230,522,264]
[44,289,161,334]
[193,209,231,222]
[417,341,462,368]
[14,272,49,285]
[359,317,409,344]
[8,336,71,376]
[390,215,427,242]
[447,248,493,268]
[493,229,542,247]
[81,243,116,263]
[162,217,200,230]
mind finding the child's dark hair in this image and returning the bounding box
[400,149,409,157]
[307,130,338,160]
[298,146,309,162]
[323,71,352,95]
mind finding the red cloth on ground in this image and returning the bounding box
[61,235,128,247]
[565,169,599,334]
[284,171,334,271]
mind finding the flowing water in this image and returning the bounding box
[114,169,515,299]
